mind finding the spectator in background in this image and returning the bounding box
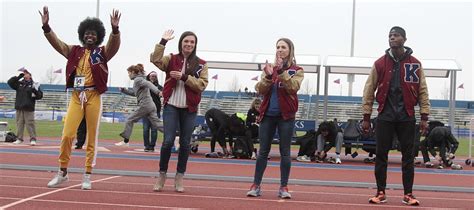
[142,71,163,152]
[420,124,459,168]
[150,29,208,193]
[314,120,343,164]
[247,38,304,199]
[246,98,261,159]
[116,64,162,147]
[205,108,232,156]
[8,69,43,146]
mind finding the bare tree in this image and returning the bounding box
[300,80,313,94]
[440,81,449,100]
[228,75,240,92]
[40,66,62,84]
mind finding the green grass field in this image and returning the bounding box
[0,118,159,142]
[1,118,472,157]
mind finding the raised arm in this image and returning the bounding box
[39,6,73,58]
[104,9,121,60]
[119,87,135,96]
[255,61,274,95]
[150,30,174,71]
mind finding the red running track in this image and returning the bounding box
[1,170,473,209]
[1,139,473,209]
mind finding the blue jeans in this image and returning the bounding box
[159,104,196,174]
[253,116,294,187]
[143,115,158,149]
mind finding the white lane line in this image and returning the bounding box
[0,175,120,209]
[0,175,473,202]
[0,192,452,209]
[0,197,197,209]
[1,184,472,209]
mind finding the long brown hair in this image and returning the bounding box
[178,31,200,74]
[127,64,145,75]
[274,38,296,68]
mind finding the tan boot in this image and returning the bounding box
[153,172,166,192]
[174,173,184,192]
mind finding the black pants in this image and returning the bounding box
[76,118,87,147]
[375,119,415,195]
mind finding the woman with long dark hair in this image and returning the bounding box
[150,30,208,192]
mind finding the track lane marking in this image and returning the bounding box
[0,175,120,209]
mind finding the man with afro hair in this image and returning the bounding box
[39,6,121,190]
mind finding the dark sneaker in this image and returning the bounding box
[278,186,291,199]
[424,162,434,168]
[246,184,261,197]
[402,193,420,206]
[369,191,387,204]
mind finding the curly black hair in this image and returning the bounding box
[77,17,106,46]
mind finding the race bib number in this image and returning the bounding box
[74,76,85,89]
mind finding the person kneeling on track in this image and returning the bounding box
[315,121,343,164]
[420,125,459,169]
[205,108,234,157]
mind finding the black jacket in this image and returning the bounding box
[146,73,163,112]
[8,74,43,111]
[316,121,342,143]
[246,107,259,128]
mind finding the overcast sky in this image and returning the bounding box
[1,0,472,100]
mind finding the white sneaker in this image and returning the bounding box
[335,157,342,164]
[30,140,37,146]
[81,174,92,190]
[296,155,311,162]
[13,139,23,144]
[47,171,69,188]
[251,152,257,160]
[115,141,129,146]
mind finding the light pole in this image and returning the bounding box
[347,0,356,96]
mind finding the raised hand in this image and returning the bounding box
[38,6,49,25]
[275,55,284,69]
[162,29,175,41]
[263,60,273,76]
[110,9,121,28]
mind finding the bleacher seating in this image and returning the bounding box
[1,87,473,126]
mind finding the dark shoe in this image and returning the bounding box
[75,145,83,149]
